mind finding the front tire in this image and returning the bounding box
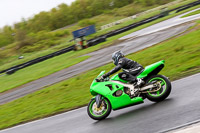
[146,75,171,102]
[87,98,111,120]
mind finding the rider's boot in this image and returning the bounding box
[131,79,144,98]
[136,78,144,87]
[129,79,144,98]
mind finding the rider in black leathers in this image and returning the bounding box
[102,51,144,86]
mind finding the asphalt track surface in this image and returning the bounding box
[120,8,200,40]
[1,73,200,133]
[0,8,200,105]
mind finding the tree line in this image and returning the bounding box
[0,0,173,49]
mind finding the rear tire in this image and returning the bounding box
[145,75,171,102]
[87,98,111,120]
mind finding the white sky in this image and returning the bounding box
[0,0,76,28]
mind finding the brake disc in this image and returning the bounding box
[92,102,105,115]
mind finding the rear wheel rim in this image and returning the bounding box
[148,77,167,97]
[89,99,109,117]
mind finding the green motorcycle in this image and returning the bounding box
[87,60,172,120]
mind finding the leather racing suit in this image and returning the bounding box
[104,57,144,83]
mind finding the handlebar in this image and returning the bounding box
[95,77,109,82]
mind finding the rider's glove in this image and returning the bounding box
[102,74,108,79]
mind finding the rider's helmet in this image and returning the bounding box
[112,51,124,65]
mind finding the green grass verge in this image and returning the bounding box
[0,20,200,130]
[0,52,89,93]
[181,9,200,18]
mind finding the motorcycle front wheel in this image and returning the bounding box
[87,98,111,120]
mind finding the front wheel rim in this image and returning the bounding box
[89,99,109,117]
[148,77,167,97]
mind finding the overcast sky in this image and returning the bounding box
[0,0,76,28]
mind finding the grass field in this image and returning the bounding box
[181,9,200,18]
[0,52,89,93]
[0,20,199,130]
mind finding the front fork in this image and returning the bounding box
[95,94,102,108]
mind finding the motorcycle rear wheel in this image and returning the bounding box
[87,98,111,120]
[146,75,171,102]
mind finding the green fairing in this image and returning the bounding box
[110,74,128,83]
[137,60,165,78]
[90,60,165,110]
[90,80,143,110]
